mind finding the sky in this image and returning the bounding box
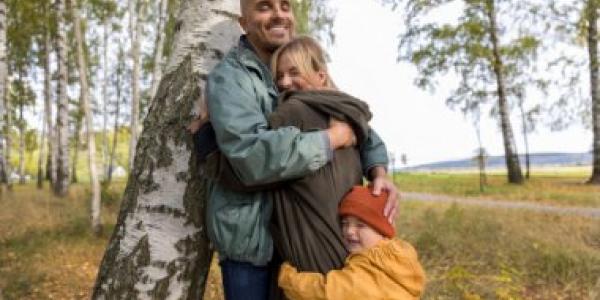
[324,0,592,167]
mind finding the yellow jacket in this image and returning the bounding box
[278,238,425,300]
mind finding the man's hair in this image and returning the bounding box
[271,36,336,89]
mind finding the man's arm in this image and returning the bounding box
[359,128,399,223]
[207,69,354,186]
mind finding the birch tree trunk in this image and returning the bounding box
[518,100,530,179]
[54,0,70,196]
[72,113,81,183]
[149,0,169,101]
[37,110,46,188]
[71,0,102,234]
[487,0,524,184]
[107,48,124,184]
[588,0,600,184]
[0,0,7,188]
[45,29,56,187]
[3,70,10,190]
[18,94,24,184]
[102,19,110,180]
[93,0,240,297]
[128,0,141,171]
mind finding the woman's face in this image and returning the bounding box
[341,215,385,253]
[276,53,327,92]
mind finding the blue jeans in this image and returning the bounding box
[220,259,271,300]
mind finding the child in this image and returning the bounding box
[278,185,426,299]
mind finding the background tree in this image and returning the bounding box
[388,0,551,184]
[53,0,70,196]
[127,0,143,171]
[586,0,599,184]
[544,0,600,184]
[0,0,8,189]
[70,0,102,235]
[9,77,35,183]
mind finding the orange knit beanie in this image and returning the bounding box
[339,186,395,238]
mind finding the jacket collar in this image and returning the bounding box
[235,35,276,90]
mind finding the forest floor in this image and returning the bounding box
[0,170,599,299]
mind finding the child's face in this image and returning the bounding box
[341,215,385,254]
[276,53,327,92]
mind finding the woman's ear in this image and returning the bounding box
[317,70,328,87]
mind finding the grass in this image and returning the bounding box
[394,170,600,207]
[397,201,600,299]
[1,175,599,299]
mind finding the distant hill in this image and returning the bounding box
[403,152,592,171]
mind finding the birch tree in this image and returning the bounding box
[54,0,69,196]
[547,0,600,184]
[70,0,102,234]
[586,0,600,184]
[45,27,56,187]
[0,0,7,188]
[148,0,168,100]
[107,46,124,184]
[93,0,240,297]
[389,0,551,184]
[128,0,142,171]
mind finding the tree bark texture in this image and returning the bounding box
[486,0,524,184]
[18,94,24,184]
[0,0,8,187]
[588,0,600,184]
[128,0,141,171]
[71,0,102,234]
[149,0,169,101]
[102,19,110,180]
[93,0,240,298]
[54,0,70,196]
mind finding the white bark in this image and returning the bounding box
[0,0,7,186]
[149,0,169,100]
[71,0,102,234]
[93,0,241,298]
[102,20,110,179]
[54,0,70,196]
[128,0,141,171]
[18,97,24,184]
[46,28,56,186]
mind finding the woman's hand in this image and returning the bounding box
[327,119,356,149]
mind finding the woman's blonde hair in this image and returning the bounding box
[271,36,336,89]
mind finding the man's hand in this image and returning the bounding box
[369,166,399,224]
[327,119,356,150]
[187,117,208,134]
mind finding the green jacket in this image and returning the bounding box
[205,36,388,266]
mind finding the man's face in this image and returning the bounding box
[239,0,296,53]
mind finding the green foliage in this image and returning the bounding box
[391,0,546,120]
[291,0,335,44]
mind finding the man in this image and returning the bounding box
[202,0,399,299]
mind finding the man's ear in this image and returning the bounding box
[238,16,247,32]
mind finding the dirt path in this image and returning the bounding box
[403,192,600,219]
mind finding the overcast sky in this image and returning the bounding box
[325,0,592,166]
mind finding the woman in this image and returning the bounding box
[266,36,373,274]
